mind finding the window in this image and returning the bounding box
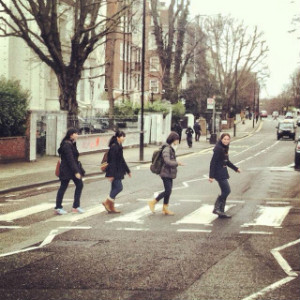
[150,57,159,72]
[148,32,157,50]
[149,79,159,93]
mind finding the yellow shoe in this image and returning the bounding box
[148,199,157,212]
[162,204,174,215]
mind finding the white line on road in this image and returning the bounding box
[177,229,211,233]
[241,206,291,227]
[242,239,299,300]
[0,203,54,222]
[173,204,235,225]
[0,227,91,258]
[116,227,149,231]
[239,231,272,235]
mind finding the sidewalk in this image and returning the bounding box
[0,118,260,194]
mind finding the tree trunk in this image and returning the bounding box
[57,71,80,127]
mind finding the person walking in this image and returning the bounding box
[209,133,241,218]
[185,126,194,148]
[102,131,131,213]
[148,132,183,215]
[193,120,201,141]
[173,122,182,143]
[55,128,85,215]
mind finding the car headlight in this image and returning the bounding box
[278,130,283,133]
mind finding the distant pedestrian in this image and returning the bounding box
[173,122,182,143]
[102,131,131,213]
[209,133,241,218]
[193,120,201,141]
[55,128,85,215]
[148,132,183,215]
[185,126,194,148]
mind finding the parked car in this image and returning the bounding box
[260,110,268,118]
[295,136,300,169]
[276,119,297,140]
[78,117,105,134]
[285,111,294,119]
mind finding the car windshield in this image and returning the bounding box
[279,123,293,130]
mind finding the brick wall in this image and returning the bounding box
[0,136,27,162]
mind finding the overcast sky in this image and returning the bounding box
[189,0,300,98]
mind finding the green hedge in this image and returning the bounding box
[0,77,29,137]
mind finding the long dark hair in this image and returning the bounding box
[109,130,126,147]
[58,127,79,154]
[61,128,79,143]
[166,131,180,145]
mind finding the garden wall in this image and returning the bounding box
[0,136,27,162]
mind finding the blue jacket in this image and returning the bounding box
[209,140,238,180]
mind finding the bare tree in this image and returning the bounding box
[0,0,130,120]
[151,0,198,102]
[203,15,269,113]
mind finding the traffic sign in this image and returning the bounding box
[207,98,215,109]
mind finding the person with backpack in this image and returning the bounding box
[55,128,85,215]
[148,132,183,215]
[193,120,201,142]
[102,131,131,213]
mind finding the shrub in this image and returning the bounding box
[0,77,29,137]
[171,101,186,121]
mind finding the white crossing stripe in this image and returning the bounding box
[177,229,211,233]
[173,204,235,225]
[0,203,54,222]
[241,206,292,227]
[106,205,163,224]
[48,205,115,222]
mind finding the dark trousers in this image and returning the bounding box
[109,179,123,200]
[214,179,231,211]
[195,132,200,141]
[156,177,173,205]
[56,177,84,209]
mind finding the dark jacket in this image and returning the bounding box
[58,140,81,180]
[185,127,194,137]
[105,142,130,179]
[160,144,178,179]
[193,123,201,133]
[209,140,238,180]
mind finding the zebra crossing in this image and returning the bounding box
[0,198,292,235]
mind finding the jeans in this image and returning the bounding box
[195,132,200,141]
[217,179,231,200]
[156,177,173,205]
[109,179,123,199]
[56,177,84,209]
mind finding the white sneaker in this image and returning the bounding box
[55,208,67,215]
[72,207,85,214]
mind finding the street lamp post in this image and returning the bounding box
[233,64,237,137]
[139,0,146,161]
[253,73,257,128]
[151,91,154,104]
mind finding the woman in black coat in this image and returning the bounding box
[102,131,131,213]
[55,128,84,215]
[209,133,240,218]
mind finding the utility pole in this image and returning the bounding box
[253,73,257,128]
[139,0,146,161]
[233,64,237,137]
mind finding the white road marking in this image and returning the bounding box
[116,227,149,231]
[241,206,291,227]
[177,229,211,233]
[232,141,263,157]
[266,201,290,205]
[106,205,161,224]
[0,226,22,229]
[0,227,90,258]
[48,204,119,222]
[173,204,235,225]
[239,231,272,235]
[242,239,299,300]
[0,203,54,222]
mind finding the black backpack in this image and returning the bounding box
[150,145,166,174]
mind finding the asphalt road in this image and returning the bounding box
[0,117,299,300]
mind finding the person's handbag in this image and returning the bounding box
[100,151,109,172]
[78,161,86,176]
[55,160,61,177]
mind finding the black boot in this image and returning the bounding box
[212,196,223,216]
[219,199,231,218]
